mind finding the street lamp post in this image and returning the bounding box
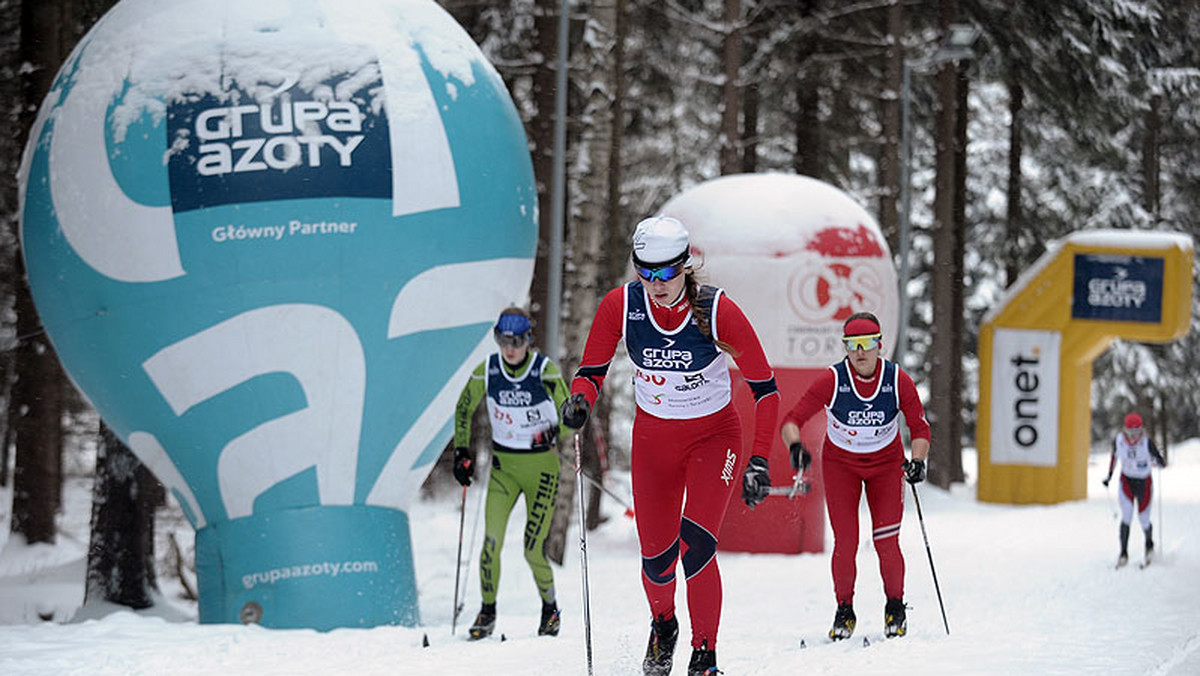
[545,0,571,361]
[895,23,981,364]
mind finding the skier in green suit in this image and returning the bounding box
[453,307,571,639]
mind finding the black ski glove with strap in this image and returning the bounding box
[902,458,926,485]
[742,455,771,507]
[789,442,812,472]
[452,447,474,486]
[561,393,590,429]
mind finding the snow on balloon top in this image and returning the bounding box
[60,0,490,146]
[661,173,898,367]
[660,173,888,260]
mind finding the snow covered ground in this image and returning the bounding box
[2,441,1199,675]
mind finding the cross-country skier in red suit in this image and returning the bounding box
[777,312,930,641]
[559,216,779,676]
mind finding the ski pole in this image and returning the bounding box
[1155,465,1163,559]
[451,483,468,635]
[910,482,949,635]
[574,433,595,675]
[579,470,635,518]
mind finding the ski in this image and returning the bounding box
[798,632,887,650]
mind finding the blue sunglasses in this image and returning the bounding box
[636,261,685,283]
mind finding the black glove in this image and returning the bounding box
[452,447,474,486]
[789,442,811,472]
[531,425,558,452]
[902,458,926,485]
[741,455,771,508]
[560,393,590,429]
[1102,475,1111,487]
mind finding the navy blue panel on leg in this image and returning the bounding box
[642,538,681,585]
[680,517,717,579]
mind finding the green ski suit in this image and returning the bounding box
[454,351,570,605]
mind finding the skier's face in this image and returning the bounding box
[843,334,881,377]
[1124,426,1143,441]
[643,270,687,307]
[500,341,529,366]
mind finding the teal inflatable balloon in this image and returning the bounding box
[19,0,536,629]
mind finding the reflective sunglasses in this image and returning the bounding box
[636,261,685,283]
[494,330,531,349]
[1124,426,1143,437]
[842,333,882,351]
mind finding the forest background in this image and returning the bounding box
[0,0,1196,609]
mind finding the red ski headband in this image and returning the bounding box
[843,317,882,338]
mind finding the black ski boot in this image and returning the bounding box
[829,602,856,641]
[687,640,721,675]
[643,614,679,676]
[538,601,561,636]
[468,603,496,640]
[1117,522,1131,568]
[1144,526,1155,563]
[884,598,908,638]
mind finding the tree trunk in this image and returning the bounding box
[1004,76,1024,288]
[9,0,68,548]
[792,14,821,180]
[926,0,965,488]
[528,0,561,334]
[878,0,903,252]
[719,0,743,174]
[545,0,624,562]
[1142,93,1160,219]
[82,423,159,611]
[0,0,18,490]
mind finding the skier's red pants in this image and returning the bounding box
[631,404,741,650]
[822,444,906,605]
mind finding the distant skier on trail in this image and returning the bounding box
[1102,412,1166,568]
[561,216,779,676]
[776,312,930,641]
[452,307,571,640]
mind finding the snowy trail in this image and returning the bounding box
[3,443,1199,675]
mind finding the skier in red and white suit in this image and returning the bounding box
[779,312,930,640]
[560,216,778,676]
[1102,412,1166,567]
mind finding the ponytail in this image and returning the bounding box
[684,272,737,357]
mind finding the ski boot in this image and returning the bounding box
[468,603,496,640]
[1144,526,1155,565]
[829,602,856,641]
[538,601,561,636]
[884,598,908,638]
[1116,551,1129,568]
[686,640,721,675]
[643,614,679,676]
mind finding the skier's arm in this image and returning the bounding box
[780,370,836,446]
[1148,438,1167,468]
[897,368,931,461]
[714,294,779,459]
[541,359,573,439]
[569,287,625,406]
[453,361,488,449]
[1105,438,1118,481]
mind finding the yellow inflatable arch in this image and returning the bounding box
[977,230,1193,504]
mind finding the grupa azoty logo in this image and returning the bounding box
[18,0,537,630]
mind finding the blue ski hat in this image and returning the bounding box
[494,310,532,342]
